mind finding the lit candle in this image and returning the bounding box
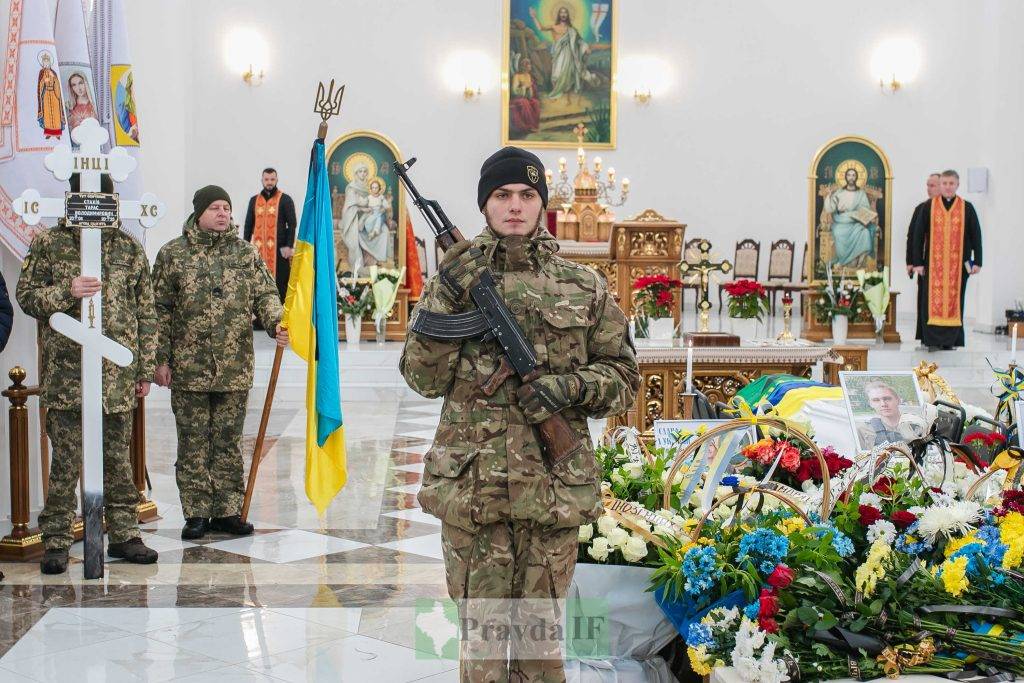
[607,167,615,183]
[558,157,566,172]
[544,169,553,184]
[686,339,694,393]
[577,147,585,164]
[622,178,630,191]
[593,156,602,172]
[1013,323,1018,362]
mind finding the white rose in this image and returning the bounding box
[587,536,610,561]
[578,524,593,543]
[606,527,630,549]
[596,514,618,537]
[624,462,645,479]
[621,535,649,563]
[611,470,627,487]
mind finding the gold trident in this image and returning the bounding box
[314,79,345,140]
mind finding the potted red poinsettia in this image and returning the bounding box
[724,278,769,340]
[633,274,681,340]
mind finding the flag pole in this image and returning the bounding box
[241,79,345,523]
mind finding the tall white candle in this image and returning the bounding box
[686,339,694,393]
[1013,323,1018,362]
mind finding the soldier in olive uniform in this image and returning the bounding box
[400,147,639,682]
[17,174,159,574]
[152,186,288,540]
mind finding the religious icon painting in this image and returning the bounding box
[59,66,98,136]
[36,50,65,140]
[838,371,926,454]
[503,0,616,148]
[808,136,893,283]
[325,130,406,281]
[110,64,140,146]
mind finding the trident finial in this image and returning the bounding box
[314,79,345,140]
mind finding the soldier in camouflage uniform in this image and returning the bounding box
[400,147,639,682]
[16,174,159,574]
[152,186,288,540]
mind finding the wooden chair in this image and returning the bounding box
[762,239,795,314]
[680,238,706,312]
[772,241,814,315]
[717,239,760,312]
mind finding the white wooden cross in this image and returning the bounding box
[13,117,165,579]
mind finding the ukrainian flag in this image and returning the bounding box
[283,138,346,514]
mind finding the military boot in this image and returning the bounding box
[40,548,69,575]
[181,517,209,540]
[209,515,254,536]
[107,538,158,564]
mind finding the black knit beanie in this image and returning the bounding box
[477,147,547,210]
[192,185,232,217]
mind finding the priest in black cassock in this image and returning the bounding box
[909,170,982,351]
[243,168,298,301]
[906,172,940,341]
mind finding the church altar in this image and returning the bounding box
[614,340,840,432]
[556,209,685,330]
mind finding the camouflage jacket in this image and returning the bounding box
[16,221,157,413]
[152,216,281,392]
[400,227,639,531]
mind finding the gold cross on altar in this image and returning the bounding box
[680,240,732,332]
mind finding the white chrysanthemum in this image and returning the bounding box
[587,536,610,561]
[916,500,983,542]
[866,519,897,545]
[605,527,630,549]
[621,535,648,563]
[858,492,883,508]
[596,513,618,537]
[578,524,593,543]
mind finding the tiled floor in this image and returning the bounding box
[0,310,1015,681]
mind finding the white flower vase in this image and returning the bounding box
[648,317,675,340]
[729,316,759,341]
[831,314,849,345]
[344,314,361,350]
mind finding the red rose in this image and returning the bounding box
[890,510,918,529]
[778,444,802,473]
[758,616,780,634]
[825,453,854,475]
[758,588,780,618]
[767,564,794,589]
[871,477,893,495]
[858,504,884,526]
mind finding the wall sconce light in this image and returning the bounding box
[870,37,921,95]
[619,55,673,106]
[441,49,495,102]
[224,27,269,87]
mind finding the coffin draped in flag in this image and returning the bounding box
[284,137,346,514]
[0,0,69,258]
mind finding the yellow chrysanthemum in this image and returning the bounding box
[688,646,713,676]
[999,512,1024,544]
[855,539,890,597]
[1002,540,1024,570]
[777,516,807,536]
[944,533,979,558]
[941,556,970,597]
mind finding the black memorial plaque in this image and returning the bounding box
[65,191,119,229]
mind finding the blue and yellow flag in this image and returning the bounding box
[283,138,346,514]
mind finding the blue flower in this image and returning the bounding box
[682,546,722,597]
[809,524,855,558]
[744,601,760,620]
[736,529,789,575]
[686,622,715,648]
[722,476,740,487]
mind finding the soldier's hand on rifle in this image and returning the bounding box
[275,323,289,348]
[135,381,151,398]
[154,364,171,387]
[71,276,102,299]
[516,374,586,424]
[438,241,488,306]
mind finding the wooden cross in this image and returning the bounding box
[12,117,165,579]
[680,239,732,332]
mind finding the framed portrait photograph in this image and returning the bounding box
[502,0,616,148]
[839,371,927,452]
[808,136,893,283]
[325,130,407,281]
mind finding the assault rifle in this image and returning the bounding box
[394,157,582,464]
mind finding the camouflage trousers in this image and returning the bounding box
[441,520,578,683]
[171,390,248,518]
[39,409,140,551]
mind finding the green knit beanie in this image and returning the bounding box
[191,185,232,218]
